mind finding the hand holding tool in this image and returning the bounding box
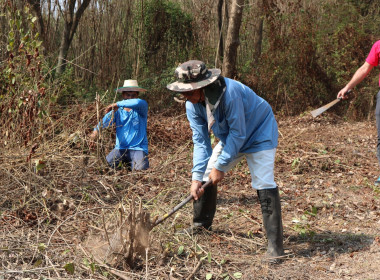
[153,180,212,227]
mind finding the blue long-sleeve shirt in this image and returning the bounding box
[95,98,148,154]
[186,78,278,181]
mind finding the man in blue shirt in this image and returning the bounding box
[167,60,284,262]
[89,80,149,171]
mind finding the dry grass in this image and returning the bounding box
[1,105,379,279]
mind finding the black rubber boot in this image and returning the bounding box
[193,182,217,229]
[257,187,284,263]
[178,183,217,235]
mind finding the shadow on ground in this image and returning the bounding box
[287,232,374,258]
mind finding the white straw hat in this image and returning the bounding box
[116,80,147,92]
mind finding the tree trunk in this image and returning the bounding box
[26,0,46,48]
[56,0,91,75]
[56,23,72,75]
[215,0,224,68]
[222,0,244,78]
[252,0,264,64]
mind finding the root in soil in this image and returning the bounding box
[84,197,154,268]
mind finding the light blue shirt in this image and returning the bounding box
[186,78,278,181]
[95,98,148,154]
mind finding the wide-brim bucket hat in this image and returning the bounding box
[166,60,221,92]
[116,80,147,93]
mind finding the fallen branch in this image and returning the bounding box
[185,258,204,280]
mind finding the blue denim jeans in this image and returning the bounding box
[106,149,149,170]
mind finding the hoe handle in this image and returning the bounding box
[153,180,212,227]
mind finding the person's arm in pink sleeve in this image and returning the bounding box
[337,41,379,99]
[337,62,374,99]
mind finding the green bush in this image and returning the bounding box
[136,0,197,76]
[0,4,48,147]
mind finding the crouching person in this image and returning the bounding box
[89,79,149,171]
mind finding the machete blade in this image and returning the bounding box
[310,98,341,118]
[311,90,352,118]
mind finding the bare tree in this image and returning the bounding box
[56,0,91,75]
[252,0,264,64]
[215,0,224,68]
[25,0,46,46]
[222,0,244,78]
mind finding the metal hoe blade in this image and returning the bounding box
[310,98,341,118]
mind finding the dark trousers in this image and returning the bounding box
[106,149,149,170]
[375,90,380,167]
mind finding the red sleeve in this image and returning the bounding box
[366,40,380,66]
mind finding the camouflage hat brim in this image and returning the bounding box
[166,69,221,92]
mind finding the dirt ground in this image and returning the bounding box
[0,110,379,280]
